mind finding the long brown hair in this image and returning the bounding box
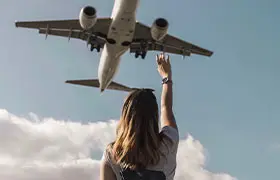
[111,89,165,170]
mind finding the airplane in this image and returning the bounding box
[15,0,214,92]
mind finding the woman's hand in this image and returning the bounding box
[156,53,172,80]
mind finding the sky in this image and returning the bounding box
[0,0,280,179]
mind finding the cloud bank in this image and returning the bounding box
[0,109,236,180]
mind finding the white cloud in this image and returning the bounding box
[0,109,237,180]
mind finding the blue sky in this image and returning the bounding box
[0,0,280,180]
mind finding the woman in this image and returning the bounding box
[100,53,179,180]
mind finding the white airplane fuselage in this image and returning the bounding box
[98,0,139,92]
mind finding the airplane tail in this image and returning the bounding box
[65,79,154,92]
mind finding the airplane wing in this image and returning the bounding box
[15,18,111,46]
[131,22,213,57]
[65,79,155,92]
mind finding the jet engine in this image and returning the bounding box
[79,6,97,30]
[150,18,169,41]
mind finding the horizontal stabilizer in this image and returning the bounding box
[65,79,154,92]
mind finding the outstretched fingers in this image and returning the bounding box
[166,54,170,65]
[156,54,160,65]
[157,53,170,66]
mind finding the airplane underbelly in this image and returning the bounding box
[111,0,139,18]
[98,44,123,89]
[98,0,139,90]
[108,6,137,46]
[106,43,129,58]
[107,19,135,45]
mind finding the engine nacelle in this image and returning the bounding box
[79,6,97,30]
[150,18,169,41]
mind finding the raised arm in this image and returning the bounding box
[156,53,178,130]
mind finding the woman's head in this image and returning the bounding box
[111,89,162,170]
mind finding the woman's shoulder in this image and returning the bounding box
[157,125,179,161]
[160,125,179,143]
[101,143,114,164]
[103,142,114,158]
